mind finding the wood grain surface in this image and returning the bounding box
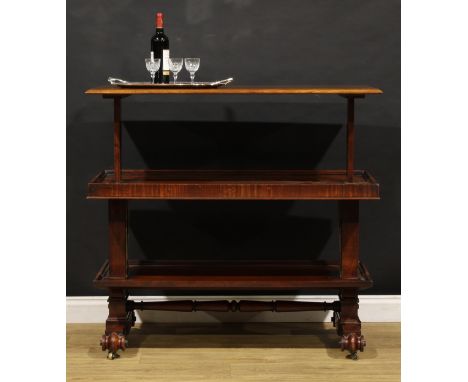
[85,85,383,95]
[88,169,380,200]
[67,322,400,382]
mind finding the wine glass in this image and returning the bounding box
[168,58,184,84]
[184,58,200,83]
[145,58,160,84]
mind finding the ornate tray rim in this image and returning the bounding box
[108,77,234,88]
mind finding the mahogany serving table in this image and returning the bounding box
[85,85,382,360]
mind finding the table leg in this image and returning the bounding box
[337,201,365,358]
[100,200,134,359]
[336,289,366,359]
[100,289,135,359]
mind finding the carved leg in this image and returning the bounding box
[336,289,366,359]
[101,332,127,359]
[100,289,133,359]
[337,201,365,359]
[102,200,130,359]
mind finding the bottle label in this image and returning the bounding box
[162,49,170,75]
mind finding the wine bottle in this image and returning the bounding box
[151,12,170,83]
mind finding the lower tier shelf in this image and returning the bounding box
[87,169,379,200]
[93,260,373,290]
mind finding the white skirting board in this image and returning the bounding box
[67,295,400,323]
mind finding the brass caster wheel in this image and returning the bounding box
[107,352,120,360]
[347,351,359,361]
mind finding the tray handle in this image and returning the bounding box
[108,77,129,85]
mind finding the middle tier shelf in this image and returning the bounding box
[93,260,373,290]
[88,169,379,200]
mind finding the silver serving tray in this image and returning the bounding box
[108,77,233,88]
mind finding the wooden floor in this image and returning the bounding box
[67,322,400,382]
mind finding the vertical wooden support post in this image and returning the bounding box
[339,200,359,279]
[346,96,355,181]
[102,200,134,358]
[337,200,366,356]
[108,200,127,278]
[113,96,122,182]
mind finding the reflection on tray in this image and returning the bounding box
[108,77,234,88]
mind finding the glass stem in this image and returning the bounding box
[174,73,178,84]
[190,73,195,83]
[151,73,155,83]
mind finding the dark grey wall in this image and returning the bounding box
[67,0,400,295]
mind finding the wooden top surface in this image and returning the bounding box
[85,85,383,96]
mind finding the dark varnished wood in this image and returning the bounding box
[105,289,131,334]
[113,97,122,182]
[85,85,383,96]
[88,169,380,200]
[346,97,355,180]
[101,288,135,359]
[129,300,235,312]
[127,299,340,313]
[100,332,127,355]
[336,289,366,356]
[339,201,360,279]
[108,200,127,278]
[94,259,373,290]
[85,83,381,359]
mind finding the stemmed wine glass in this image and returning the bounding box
[145,58,161,84]
[184,58,200,83]
[168,58,184,84]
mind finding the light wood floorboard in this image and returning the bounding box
[67,322,400,382]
